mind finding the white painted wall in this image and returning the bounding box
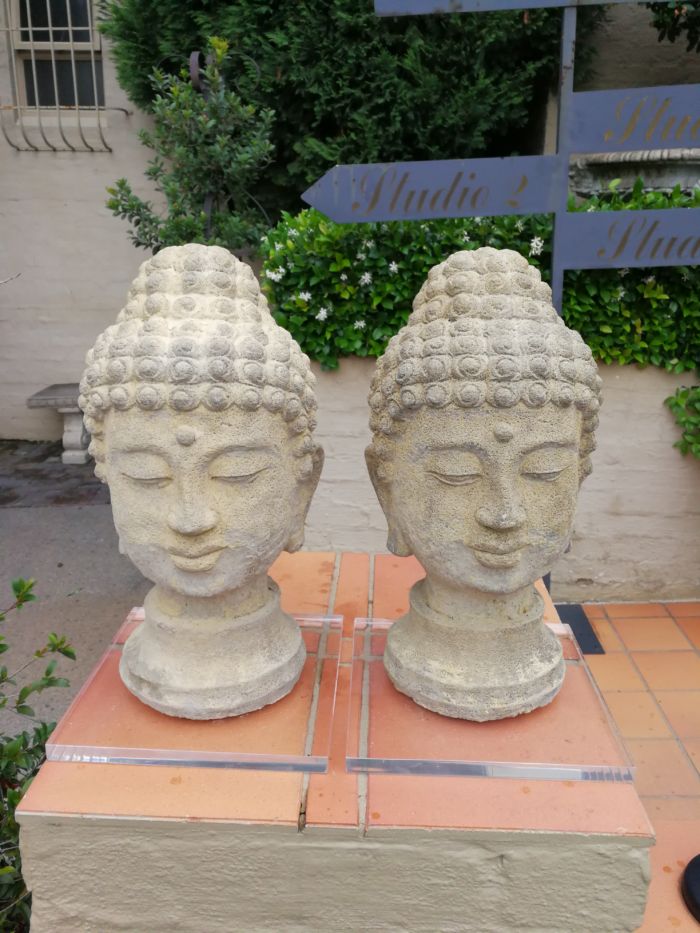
[0,40,155,441]
[306,359,700,601]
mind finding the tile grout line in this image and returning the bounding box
[326,551,342,616]
[298,551,341,832]
[367,552,375,620]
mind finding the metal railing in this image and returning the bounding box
[1,0,111,151]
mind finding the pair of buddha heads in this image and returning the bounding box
[80,244,601,722]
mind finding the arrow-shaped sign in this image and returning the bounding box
[564,84,700,155]
[375,0,640,15]
[302,156,563,224]
[555,208,700,270]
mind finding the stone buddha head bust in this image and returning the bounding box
[366,247,601,721]
[79,244,323,719]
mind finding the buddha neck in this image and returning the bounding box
[146,572,273,629]
[417,574,541,633]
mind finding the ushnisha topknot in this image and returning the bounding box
[368,247,602,480]
[79,244,319,481]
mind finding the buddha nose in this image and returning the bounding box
[475,484,526,532]
[167,488,218,536]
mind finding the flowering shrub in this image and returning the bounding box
[260,211,552,369]
[261,181,700,376]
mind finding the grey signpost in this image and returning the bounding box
[302,0,700,315]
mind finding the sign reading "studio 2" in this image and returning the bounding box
[302,0,700,301]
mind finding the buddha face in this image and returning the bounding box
[103,406,319,597]
[369,404,582,595]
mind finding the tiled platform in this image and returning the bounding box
[19,553,700,931]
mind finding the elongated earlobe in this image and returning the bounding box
[365,446,413,558]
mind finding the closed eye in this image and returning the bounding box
[121,473,172,488]
[429,471,482,486]
[211,468,268,485]
[522,469,565,482]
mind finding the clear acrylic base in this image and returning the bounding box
[347,618,634,782]
[47,610,342,773]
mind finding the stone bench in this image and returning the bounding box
[27,384,90,465]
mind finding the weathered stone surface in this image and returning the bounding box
[78,244,323,719]
[366,247,602,720]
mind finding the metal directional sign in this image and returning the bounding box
[302,0,700,313]
[302,156,562,222]
[565,84,700,154]
[557,208,700,269]
[375,0,635,13]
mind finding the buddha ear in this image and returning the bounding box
[285,446,324,553]
[365,446,413,558]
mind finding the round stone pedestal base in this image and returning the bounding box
[120,580,305,720]
[383,582,565,721]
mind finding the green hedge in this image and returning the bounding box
[261,181,700,374]
[101,0,603,220]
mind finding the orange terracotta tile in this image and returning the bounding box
[585,653,646,692]
[366,663,628,769]
[372,555,424,620]
[367,775,652,836]
[18,762,303,824]
[666,602,700,619]
[633,652,700,692]
[604,602,670,619]
[611,617,692,651]
[627,739,700,797]
[590,618,624,652]
[655,692,700,740]
[50,650,317,757]
[270,551,336,614]
[675,616,700,649]
[642,797,700,823]
[583,603,607,621]
[603,692,672,739]
[636,819,700,932]
[306,665,358,828]
[332,552,370,636]
[684,738,700,772]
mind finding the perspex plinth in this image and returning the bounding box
[47,608,342,773]
[347,617,634,782]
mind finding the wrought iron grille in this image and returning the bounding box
[1,0,111,151]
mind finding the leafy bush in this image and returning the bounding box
[101,0,603,217]
[0,579,75,931]
[647,1,700,53]
[261,179,700,373]
[107,38,274,254]
[666,385,700,456]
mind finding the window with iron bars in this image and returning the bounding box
[2,0,110,151]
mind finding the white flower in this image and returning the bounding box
[644,275,655,285]
[420,223,428,231]
[618,268,629,278]
[473,216,482,223]
[380,223,389,232]
[617,287,626,300]
[586,205,595,212]
[316,307,329,322]
[360,272,373,286]
[364,239,374,249]
[353,319,366,330]
[462,231,470,242]
[340,273,348,281]
[515,219,525,232]
[264,267,286,282]
[298,291,312,302]
[389,261,399,274]
[356,251,366,261]
[529,236,544,257]
[289,228,299,238]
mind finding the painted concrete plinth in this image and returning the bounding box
[18,580,653,932]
